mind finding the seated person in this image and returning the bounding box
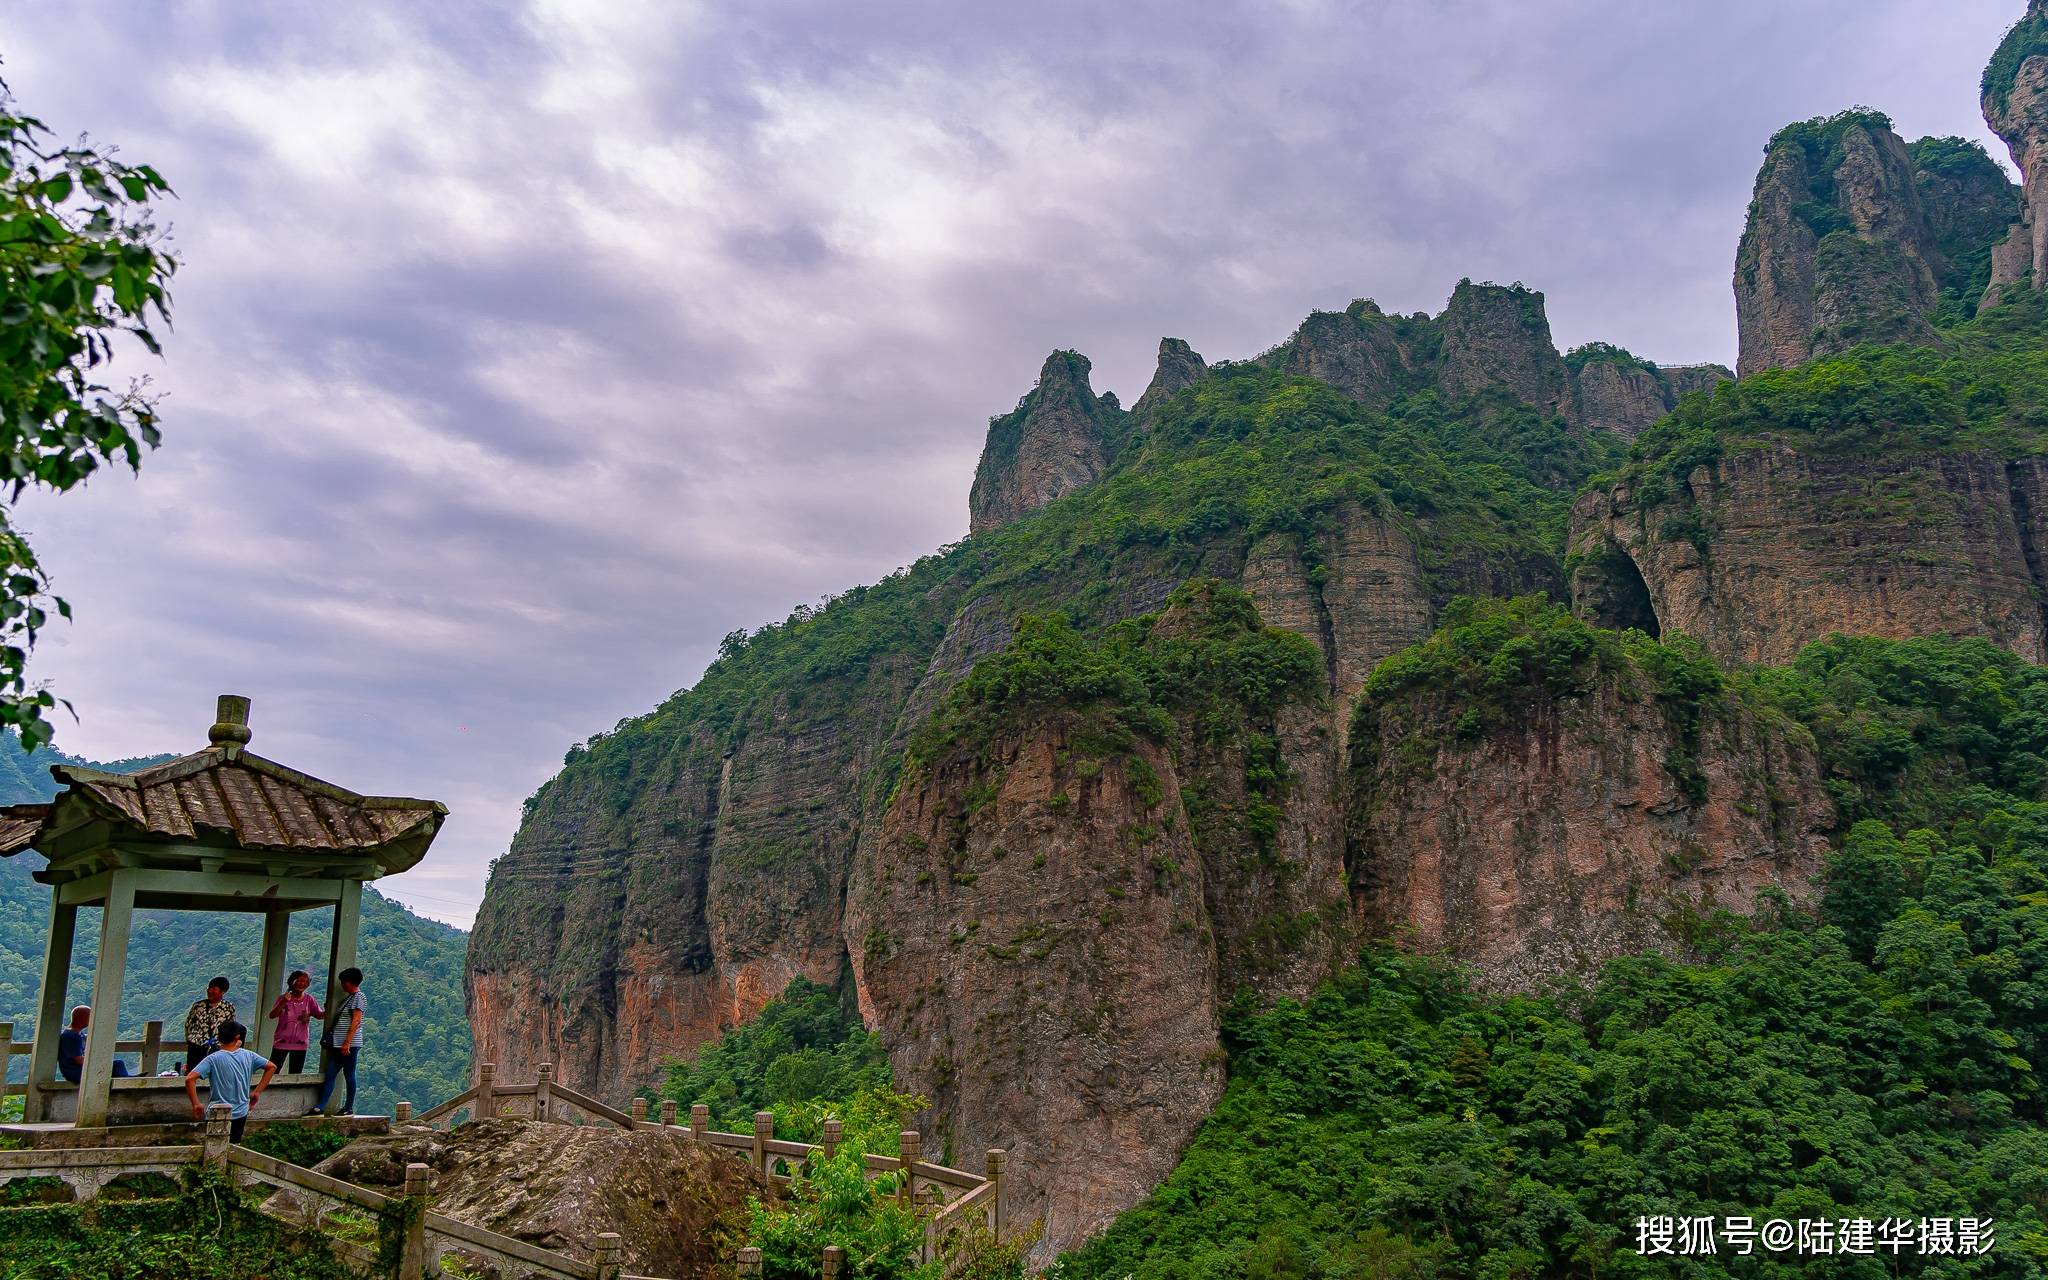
[56,1005,131,1084]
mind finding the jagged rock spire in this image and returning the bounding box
[967,350,1124,536]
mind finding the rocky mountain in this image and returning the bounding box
[1734,110,2018,374]
[470,9,2048,1260]
[1984,0,2048,306]
[1566,344,1730,439]
[968,352,1127,535]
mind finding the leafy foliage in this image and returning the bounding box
[0,1168,353,1279]
[0,80,175,750]
[1563,341,1656,376]
[1985,7,2048,117]
[1064,626,2048,1279]
[1620,287,2048,510]
[659,976,892,1135]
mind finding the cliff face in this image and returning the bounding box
[1348,648,1835,991]
[1568,448,2048,665]
[845,586,1343,1258]
[1435,280,1577,423]
[1984,6,2048,307]
[1568,352,1732,439]
[968,352,1126,535]
[1736,113,2019,371]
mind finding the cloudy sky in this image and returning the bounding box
[0,1,2021,925]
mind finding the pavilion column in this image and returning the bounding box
[76,870,136,1127]
[252,910,290,1059]
[22,901,78,1122]
[319,880,362,1094]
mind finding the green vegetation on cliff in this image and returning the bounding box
[1619,286,2048,507]
[1762,109,1897,240]
[658,976,890,1134]
[1060,626,2048,1280]
[1984,7,2048,116]
[906,580,1323,774]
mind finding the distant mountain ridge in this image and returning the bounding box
[0,735,471,1113]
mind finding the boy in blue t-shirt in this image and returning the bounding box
[184,1020,278,1142]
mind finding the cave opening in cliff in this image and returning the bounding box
[1588,548,1660,639]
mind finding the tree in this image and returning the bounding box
[0,76,174,749]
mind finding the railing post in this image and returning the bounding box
[394,1101,414,1124]
[897,1130,920,1207]
[141,1020,163,1076]
[659,1098,677,1127]
[0,1022,12,1096]
[821,1117,842,1162]
[630,1097,647,1127]
[915,1185,935,1262]
[738,1245,763,1277]
[690,1103,709,1143]
[822,1244,845,1277]
[204,1102,232,1169]
[986,1149,1006,1237]
[398,1162,430,1280]
[476,1062,496,1120]
[753,1111,774,1176]
[536,1063,554,1123]
[592,1231,623,1280]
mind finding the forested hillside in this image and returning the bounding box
[0,737,471,1113]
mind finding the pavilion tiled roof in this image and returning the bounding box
[0,695,446,869]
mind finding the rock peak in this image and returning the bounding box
[1434,280,1575,421]
[1131,337,1209,419]
[967,349,1125,536]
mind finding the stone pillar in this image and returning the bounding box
[897,1130,921,1208]
[77,871,136,1127]
[915,1186,935,1261]
[753,1111,774,1176]
[23,900,77,1122]
[394,1101,414,1124]
[986,1149,1006,1237]
[690,1103,709,1143]
[822,1245,846,1277]
[659,1099,676,1127]
[630,1097,647,1127]
[476,1062,496,1120]
[140,1020,163,1076]
[737,1246,762,1278]
[821,1118,842,1162]
[592,1232,622,1280]
[398,1162,430,1280]
[203,1102,232,1168]
[318,880,362,1094]
[252,910,291,1059]
[535,1062,554,1123]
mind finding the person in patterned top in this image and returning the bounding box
[182,976,235,1073]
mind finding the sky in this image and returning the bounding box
[0,0,2024,926]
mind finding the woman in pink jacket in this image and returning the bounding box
[266,969,323,1073]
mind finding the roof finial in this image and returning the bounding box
[209,694,252,751]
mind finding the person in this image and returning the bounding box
[55,1005,130,1084]
[184,1020,276,1144]
[182,976,235,1073]
[312,967,365,1116]
[266,969,322,1073]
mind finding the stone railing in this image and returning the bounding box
[417,1063,1011,1268]
[0,1102,629,1280]
[0,1018,183,1089]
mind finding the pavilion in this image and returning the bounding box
[0,694,445,1128]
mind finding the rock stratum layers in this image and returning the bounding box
[1568,449,2048,666]
[1349,660,1835,991]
